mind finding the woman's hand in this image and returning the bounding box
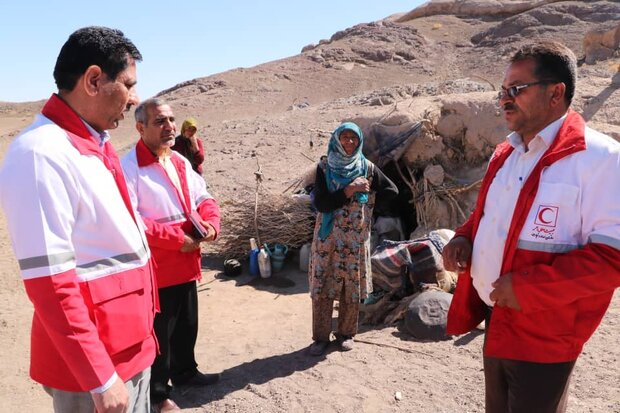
[344,177,370,198]
[189,135,200,153]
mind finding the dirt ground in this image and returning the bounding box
[1,2,620,411]
[0,242,618,412]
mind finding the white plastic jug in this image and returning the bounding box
[299,243,311,272]
[258,248,272,278]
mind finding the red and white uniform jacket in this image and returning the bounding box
[447,109,620,363]
[0,94,157,392]
[121,139,220,289]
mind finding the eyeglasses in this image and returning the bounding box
[497,80,555,100]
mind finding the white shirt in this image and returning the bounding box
[159,154,183,195]
[471,114,567,306]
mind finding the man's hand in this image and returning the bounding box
[442,236,472,272]
[180,234,201,252]
[199,222,217,242]
[490,273,522,311]
[92,376,128,413]
[344,177,370,198]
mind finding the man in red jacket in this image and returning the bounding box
[122,98,221,413]
[443,41,620,412]
[0,27,157,413]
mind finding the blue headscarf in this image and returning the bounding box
[319,122,368,240]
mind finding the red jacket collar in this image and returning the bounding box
[135,140,192,216]
[492,109,586,165]
[40,94,102,157]
[135,139,187,174]
[40,94,138,222]
[542,108,587,160]
[136,138,159,167]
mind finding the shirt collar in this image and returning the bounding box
[506,112,568,154]
[82,120,110,147]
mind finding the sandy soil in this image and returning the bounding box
[1,2,619,412]
[0,245,618,412]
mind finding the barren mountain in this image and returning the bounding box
[0,1,619,412]
[155,0,620,209]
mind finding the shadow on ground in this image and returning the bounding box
[171,346,322,408]
[453,329,484,346]
[201,253,308,296]
[583,72,620,121]
[357,314,484,346]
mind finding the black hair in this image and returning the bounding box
[53,26,142,91]
[511,41,577,106]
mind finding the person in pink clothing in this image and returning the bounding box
[0,27,157,413]
[122,98,221,413]
[443,41,620,413]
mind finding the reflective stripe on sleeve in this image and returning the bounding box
[517,240,579,254]
[76,245,149,276]
[196,194,212,204]
[154,213,185,224]
[588,234,620,250]
[19,251,76,271]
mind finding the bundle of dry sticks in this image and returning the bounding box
[212,191,316,260]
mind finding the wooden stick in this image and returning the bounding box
[354,338,435,358]
[254,158,262,245]
[300,152,316,163]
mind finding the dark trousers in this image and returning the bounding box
[483,307,575,413]
[150,281,199,404]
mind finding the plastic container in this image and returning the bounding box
[299,243,311,272]
[258,247,271,278]
[265,243,288,273]
[249,238,260,277]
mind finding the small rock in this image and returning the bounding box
[309,54,325,64]
[301,44,316,53]
[395,391,403,401]
[424,164,445,186]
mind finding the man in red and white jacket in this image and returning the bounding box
[121,98,221,413]
[0,27,157,413]
[443,41,620,412]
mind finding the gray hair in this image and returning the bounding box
[134,97,169,124]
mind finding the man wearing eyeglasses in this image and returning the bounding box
[443,41,620,412]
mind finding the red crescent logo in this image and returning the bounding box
[537,207,554,225]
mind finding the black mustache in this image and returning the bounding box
[503,103,517,111]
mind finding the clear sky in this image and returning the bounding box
[0,1,425,103]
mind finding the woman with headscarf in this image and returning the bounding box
[308,122,398,356]
[172,117,205,174]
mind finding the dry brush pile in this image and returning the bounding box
[211,189,316,260]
